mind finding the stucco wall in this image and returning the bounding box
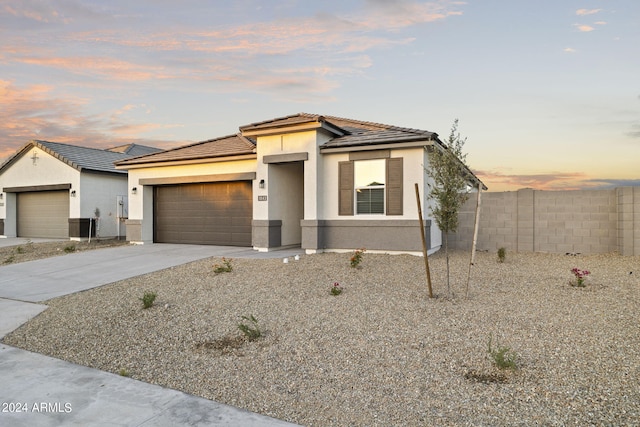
[126,159,257,243]
[0,147,79,237]
[449,187,640,255]
[79,172,128,239]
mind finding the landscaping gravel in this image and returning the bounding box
[3,249,639,426]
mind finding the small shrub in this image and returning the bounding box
[350,248,366,268]
[140,291,157,309]
[330,282,343,295]
[238,315,262,341]
[497,247,506,263]
[16,246,25,254]
[213,257,233,273]
[488,335,518,370]
[570,267,590,287]
[119,368,130,377]
[3,255,15,264]
[64,244,76,253]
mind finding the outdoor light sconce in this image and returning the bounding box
[131,187,138,195]
[0,193,3,200]
[259,179,265,189]
[70,190,76,197]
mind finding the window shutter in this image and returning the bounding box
[339,161,354,215]
[386,157,403,215]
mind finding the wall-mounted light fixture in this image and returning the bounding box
[131,187,138,195]
[0,193,3,200]
[70,190,76,197]
[259,179,265,189]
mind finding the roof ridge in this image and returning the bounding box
[35,140,125,154]
[239,113,322,130]
[316,113,435,135]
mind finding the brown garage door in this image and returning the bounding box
[17,191,69,238]
[154,182,252,246]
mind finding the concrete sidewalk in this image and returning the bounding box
[0,239,302,427]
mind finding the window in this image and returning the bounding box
[338,157,403,216]
[355,159,385,214]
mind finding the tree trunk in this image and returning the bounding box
[445,232,451,298]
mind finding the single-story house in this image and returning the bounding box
[0,140,160,240]
[115,113,486,254]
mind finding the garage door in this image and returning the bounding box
[154,182,252,246]
[17,191,69,238]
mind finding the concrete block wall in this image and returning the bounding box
[617,187,640,256]
[450,187,639,255]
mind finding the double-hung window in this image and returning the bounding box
[338,155,403,216]
[354,159,385,214]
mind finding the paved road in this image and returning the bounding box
[0,239,302,427]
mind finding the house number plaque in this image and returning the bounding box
[258,196,267,201]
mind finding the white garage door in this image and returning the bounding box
[17,191,69,238]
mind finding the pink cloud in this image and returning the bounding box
[574,24,595,32]
[0,80,179,158]
[475,169,593,192]
[576,8,602,16]
[17,56,173,82]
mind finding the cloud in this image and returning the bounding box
[475,169,592,191]
[574,24,595,32]
[476,169,640,192]
[564,47,577,53]
[0,0,109,28]
[4,2,464,96]
[361,0,464,29]
[0,79,178,159]
[0,2,467,150]
[585,178,640,189]
[17,56,174,82]
[1,1,72,24]
[576,8,602,16]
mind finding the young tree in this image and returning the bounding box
[426,119,471,297]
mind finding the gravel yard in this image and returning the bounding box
[3,248,640,426]
[0,239,129,265]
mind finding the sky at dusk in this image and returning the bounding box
[1,0,638,192]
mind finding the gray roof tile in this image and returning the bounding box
[115,134,256,166]
[0,140,161,175]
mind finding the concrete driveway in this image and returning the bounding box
[0,239,302,427]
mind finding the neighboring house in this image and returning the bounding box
[115,113,486,254]
[0,140,161,240]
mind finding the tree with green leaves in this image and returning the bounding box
[426,119,472,297]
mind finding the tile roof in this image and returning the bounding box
[115,134,256,167]
[319,116,438,148]
[239,113,439,148]
[106,143,163,156]
[110,112,485,189]
[239,113,327,132]
[0,140,160,175]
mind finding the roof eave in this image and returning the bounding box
[115,153,258,170]
[320,138,435,153]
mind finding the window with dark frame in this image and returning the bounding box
[354,159,385,214]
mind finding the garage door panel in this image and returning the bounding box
[17,191,69,238]
[154,182,252,246]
